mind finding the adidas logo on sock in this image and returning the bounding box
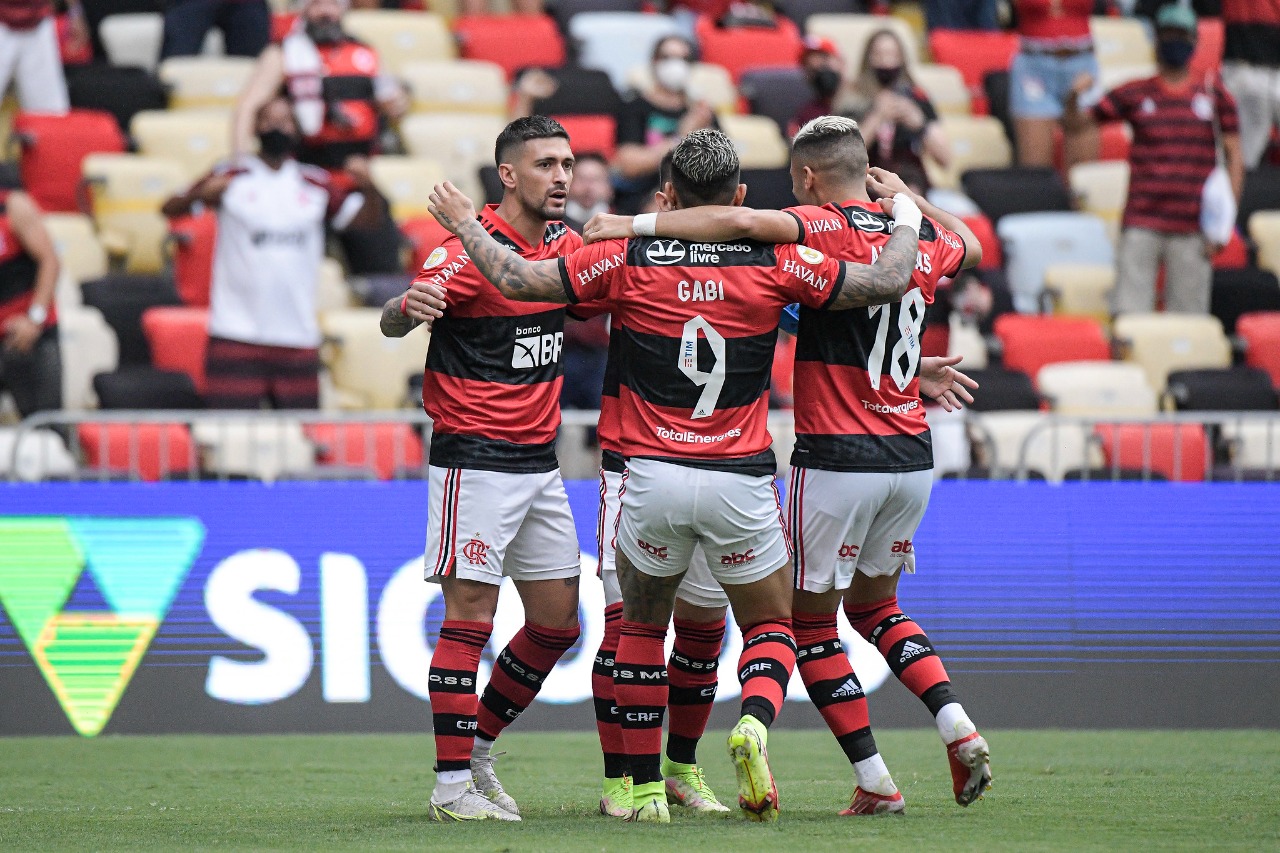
[832,678,863,699]
[900,640,928,661]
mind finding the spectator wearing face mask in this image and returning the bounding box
[790,36,843,137]
[612,35,717,214]
[835,28,949,184]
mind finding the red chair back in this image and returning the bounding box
[1095,423,1208,482]
[77,424,196,482]
[994,315,1111,381]
[15,110,126,213]
[928,29,1019,92]
[142,306,210,395]
[959,212,1001,270]
[455,15,565,79]
[694,15,803,81]
[552,114,617,158]
[1238,312,1280,388]
[169,211,218,307]
[304,423,424,480]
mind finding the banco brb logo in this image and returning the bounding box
[0,517,204,736]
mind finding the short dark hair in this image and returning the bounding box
[494,115,570,166]
[791,115,868,183]
[575,151,609,171]
[668,128,740,207]
[651,34,697,63]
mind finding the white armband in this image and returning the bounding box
[632,212,658,237]
[891,193,922,235]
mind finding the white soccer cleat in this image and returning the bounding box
[472,753,520,815]
[427,787,522,822]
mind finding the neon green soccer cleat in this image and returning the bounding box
[624,780,671,823]
[662,758,731,814]
[727,715,778,822]
[600,775,633,818]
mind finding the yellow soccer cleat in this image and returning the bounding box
[727,715,779,822]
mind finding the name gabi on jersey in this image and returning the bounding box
[576,251,626,286]
[870,243,933,274]
[781,259,830,291]
[677,279,724,302]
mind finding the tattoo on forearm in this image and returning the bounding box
[454,218,566,303]
[833,226,919,310]
[379,296,419,337]
[616,550,681,625]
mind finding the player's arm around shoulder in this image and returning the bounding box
[866,167,980,271]
[827,194,922,310]
[582,206,803,244]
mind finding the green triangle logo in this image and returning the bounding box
[0,517,204,736]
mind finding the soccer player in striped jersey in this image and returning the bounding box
[428,128,923,823]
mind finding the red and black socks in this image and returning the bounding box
[613,620,669,786]
[665,616,726,766]
[476,620,581,745]
[430,619,492,800]
[593,603,627,779]
[737,620,796,728]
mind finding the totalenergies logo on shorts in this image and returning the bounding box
[0,517,204,736]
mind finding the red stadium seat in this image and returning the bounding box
[304,423,424,480]
[15,110,126,213]
[1213,230,1249,269]
[77,423,196,482]
[959,212,1001,270]
[552,114,617,158]
[1098,122,1130,161]
[169,211,217,307]
[271,12,297,43]
[928,29,1019,96]
[694,15,803,81]
[1189,17,1223,78]
[993,315,1111,381]
[142,306,210,395]
[454,15,565,80]
[402,215,452,271]
[1238,312,1280,388]
[1095,423,1208,482]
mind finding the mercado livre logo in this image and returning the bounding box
[0,517,204,736]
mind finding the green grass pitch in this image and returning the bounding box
[2,730,1277,851]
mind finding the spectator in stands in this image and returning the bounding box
[459,0,543,12]
[562,152,612,234]
[233,0,406,275]
[835,29,949,186]
[924,0,998,30]
[1009,0,1099,169]
[0,0,70,114]
[161,0,270,60]
[0,187,60,417]
[1065,4,1244,315]
[790,35,843,137]
[162,97,386,409]
[1220,0,1280,167]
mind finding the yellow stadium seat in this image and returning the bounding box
[343,10,455,75]
[1069,160,1128,240]
[57,305,119,410]
[1113,313,1232,394]
[1097,61,1156,92]
[42,213,107,285]
[317,258,353,314]
[321,308,431,410]
[974,411,1104,482]
[370,155,447,220]
[1090,16,1155,72]
[158,57,256,110]
[1248,211,1280,276]
[131,110,233,182]
[1043,263,1115,325]
[1037,361,1158,417]
[718,114,789,169]
[82,154,188,274]
[627,62,739,116]
[925,115,1011,190]
[401,60,509,115]
[400,113,506,202]
[913,63,970,116]
[807,13,920,68]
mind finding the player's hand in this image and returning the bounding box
[582,213,635,243]
[866,166,914,202]
[427,181,477,235]
[919,354,979,412]
[402,281,447,326]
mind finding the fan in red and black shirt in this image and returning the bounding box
[380,117,586,824]
[578,115,992,814]
[428,127,924,822]
[0,187,61,417]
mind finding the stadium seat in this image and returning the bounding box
[1069,160,1129,239]
[993,314,1111,381]
[1222,419,1280,471]
[1097,61,1156,92]
[1166,367,1278,411]
[1237,312,1280,388]
[400,113,507,203]
[1112,313,1232,394]
[913,63,971,117]
[130,110,233,182]
[1213,229,1250,269]
[568,12,680,91]
[141,305,209,394]
[82,153,187,274]
[532,66,625,118]
[1189,16,1224,77]
[369,156,447,221]
[402,60,508,115]
[1043,263,1114,326]
[963,367,1039,411]
[271,10,297,42]
[777,0,861,30]
[998,212,1115,313]
[551,114,617,158]
[740,67,811,134]
[1248,211,1280,276]
[741,168,797,212]
[81,274,183,366]
[98,13,163,71]
[960,167,1071,225]
[626,62,739,115]
[57,306,119,410]
[1096,121,1132,162]
[718,114,790,169]
[0,427,77,482]
[455,15,566,80]
[343,10,455,73]
[958,212,1001,269]
[1237,166,1280,231]
[402,214,453,271]
[1211,268,1280,334]
[169,211,217,307]
[975,411,1103,481]
[928,28,1019,97]
[77,423,196,482]
[1037,361,1157,417]
[94,367,202,409]
[158,57,256,110]
[549,0,644,32]
[14,110,126,213]
[1089,16,1154,73]
[42,213,107,285]
[320,308,432,410]
[694,14,804,81]
[191,420,316,481]
[945,314,988,368]
[1094,422,1208,482]
[926,116,1011,190]
[65,65,169,135]
[317,258,354,313]
[303,422,425,480]
[807,14,920,69]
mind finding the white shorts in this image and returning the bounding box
[426,465,581,585]
[616,458,791,587]
[787,466,932,593]
[598,468,729,610]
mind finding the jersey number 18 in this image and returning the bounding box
[866,287,926,393]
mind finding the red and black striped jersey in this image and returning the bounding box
[787,199,966,473]
[418,205,582,473]
[0,191,47,329]
[560,235,845,475]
